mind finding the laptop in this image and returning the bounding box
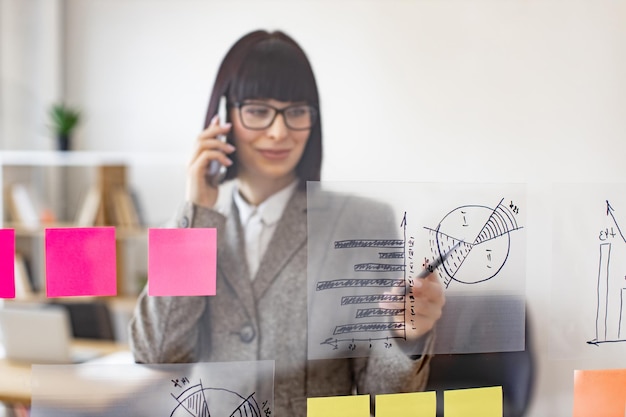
[0,304,100,364]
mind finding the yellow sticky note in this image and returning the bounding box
[573,369,626,417]
[376,391,436,417]
[444,386,502,417]
[307,395,370,417]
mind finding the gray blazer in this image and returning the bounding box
[129,183,433,417]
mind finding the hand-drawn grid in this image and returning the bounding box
[588,200,626,346]
[316,197,523,353]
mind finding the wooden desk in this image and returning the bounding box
[0,339,129,406]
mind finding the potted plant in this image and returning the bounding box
[49,103,81,151]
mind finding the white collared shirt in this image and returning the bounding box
[233,180,298,279]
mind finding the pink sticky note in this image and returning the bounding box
[45,227,117,297]
[0,229,15,298]
[148,228,217,296]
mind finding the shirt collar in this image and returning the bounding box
[233,180,298,227]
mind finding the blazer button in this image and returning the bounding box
[179,216,190,228]
[239,324,256,343]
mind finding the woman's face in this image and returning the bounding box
[231,98,311,185]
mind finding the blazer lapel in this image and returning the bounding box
[217,193,258,319]
[253,189,308,299]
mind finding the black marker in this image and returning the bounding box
[417,240,463,278]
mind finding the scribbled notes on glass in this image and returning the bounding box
[573,369,626,417]
[444,386,502,417]
[148,228,217,296]
[0,229,15,299]
[308,181,526,359]
[375,391,436,417]
[307,395,370,417]
[550,185,626,358]
[30,360,274,417]
[45,227,117,297]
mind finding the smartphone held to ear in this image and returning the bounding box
[205,96,228,187]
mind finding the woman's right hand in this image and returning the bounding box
[186,115,235,208]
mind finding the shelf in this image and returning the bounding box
[1,155,164,297]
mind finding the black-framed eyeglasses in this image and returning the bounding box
[235,102,318,131]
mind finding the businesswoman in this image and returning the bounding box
[129,30,445,417]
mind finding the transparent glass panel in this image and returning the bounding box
[31,360,274,417]
[551,183,626,359]
[307,181,526,359]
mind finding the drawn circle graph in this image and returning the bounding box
[170,386,261,417]
[434,204,512,285]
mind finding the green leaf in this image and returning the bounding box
[49,103,81,136]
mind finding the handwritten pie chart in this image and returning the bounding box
[427,200,520,286]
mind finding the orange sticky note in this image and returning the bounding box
[376,391,436,417]
[573,369,626,417]
[307,395,370,417]
[0,229,15,299]
[148,228,217,296]
[444,386,502,417]
[45,227,117,297]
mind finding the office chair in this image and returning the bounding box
[424,295,535,417]
[52,300,116,341]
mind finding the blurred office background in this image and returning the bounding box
[2,1,626,416]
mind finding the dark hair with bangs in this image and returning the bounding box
[204,30,322,188]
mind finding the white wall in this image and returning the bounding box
[0,0,62,150]
[7,0,626,415]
